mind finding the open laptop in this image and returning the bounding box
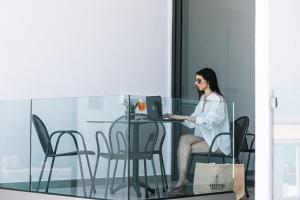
[146,96,184,122]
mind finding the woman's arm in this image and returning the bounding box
[168,101,227,129]
[164,114,197,123]
[195,101,226,129]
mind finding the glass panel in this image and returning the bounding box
[0,95,235,199]
[31,95,129,199]
[273,89,300,199]
[0,99,31,190]
[128,95,235,199]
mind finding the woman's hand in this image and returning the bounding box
[171,114,186,120]
[166,114,196,123]
[163,113,173,119]
[163,113,187,120]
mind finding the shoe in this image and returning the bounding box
[170,179,189,190]
[166,184,186,196]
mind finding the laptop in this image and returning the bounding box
[146,96,184,122]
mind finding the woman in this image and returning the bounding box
[165,68,230,194]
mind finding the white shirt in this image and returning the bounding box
[182,92,231,155]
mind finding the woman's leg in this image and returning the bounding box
[176,134,203,187]
[191,140,210,153]
[192,143,223,154]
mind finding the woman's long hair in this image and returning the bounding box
[196,68,223,99]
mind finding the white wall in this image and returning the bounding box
[0,0,173,193]
[269,0,300,89]
[0,0,172,99]
[255,0,271,199]
[269,0,300,199]
[256,0,300,199]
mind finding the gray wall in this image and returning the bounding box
[180,0,255,169]
[181,0,255,133]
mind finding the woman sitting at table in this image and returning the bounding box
[164,67,230,194]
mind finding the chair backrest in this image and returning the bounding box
[133,114,159,155]
[232,116,250,159]
[108,114,159,157]
[32,114,54,155]
[108,115,129,155]
[153,121,166,152]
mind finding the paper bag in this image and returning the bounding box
[234,164,246,200]
[193,163,245,200]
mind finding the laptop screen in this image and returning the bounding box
[146,96,163,120]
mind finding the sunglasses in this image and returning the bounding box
[195,79,205,84]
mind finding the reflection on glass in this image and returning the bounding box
[273,89,300,200]
[0,100,31,191]
[0,96,235,199]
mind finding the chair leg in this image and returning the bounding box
[85,153,96,194]
[187,155,194,182]
[244,168,250,198]
[110,160,119,193]
[37,156,48,192]
[104,159,111,199]
[151,159,160,198]
[45,156,56,193]
[158,155,165,192]
[77,154,87,197]
[158,153,166,192]
[144,159,149,198]
[122,159,127,183]
[208,154,212,163]
[160,153,168,190]
[245,152,252,198]
[89,154,100,198]
[245,153,251,178]
[245,184,250,198]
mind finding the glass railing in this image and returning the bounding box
[0,95,235,199]
[273,89,300,200]
[0,99,31,190]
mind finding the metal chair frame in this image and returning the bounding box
[32,115,95,197]
[89,114,160,199]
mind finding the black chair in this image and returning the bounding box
[187,116,250,194]
[152,122,168,192]
[32,114,95,197]
[240,132,255,197]
[90,113,160,199]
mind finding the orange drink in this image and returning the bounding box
[138,101,147,112]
